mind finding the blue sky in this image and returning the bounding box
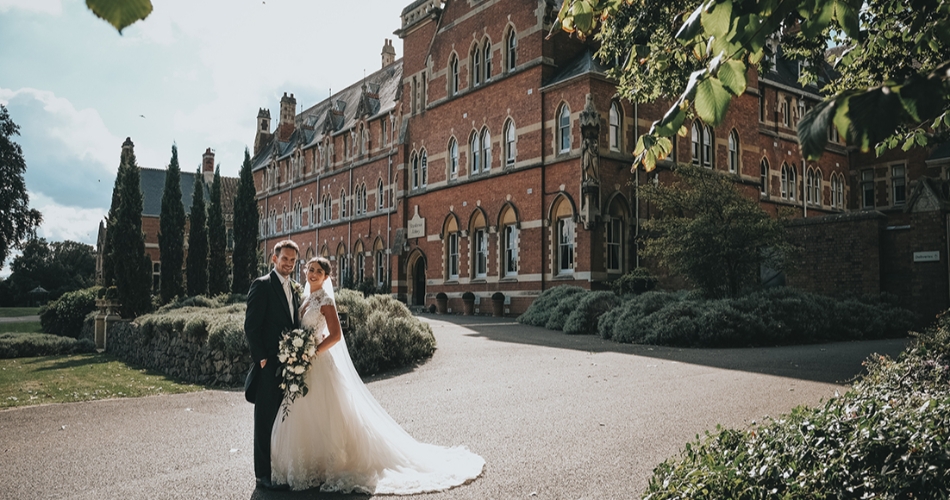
[0,0,404,276]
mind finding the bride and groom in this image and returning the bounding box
[244,240,484,493]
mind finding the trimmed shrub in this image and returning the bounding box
[609,267,658,296]
[40,286,101,338]
[0,332,96,358]
[563,291,622,335]
[155,293,247,313]
[643,312,950,498]
[601,291,688,343]
[339,292,436,375]
[518,286,586,327]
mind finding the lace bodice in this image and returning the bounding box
[300,289,335,334]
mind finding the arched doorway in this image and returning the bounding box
[406,250,427,307]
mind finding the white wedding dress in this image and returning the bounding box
[270,286,485,493]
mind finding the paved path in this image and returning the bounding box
[0,315,39,323]
[0,315,907,500]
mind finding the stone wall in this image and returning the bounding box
[106,319,251,387]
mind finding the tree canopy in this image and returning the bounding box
[0,238,96,306]
[158,144,185,303]
[0,105,43,267]
[231,148,258,294]
[110,139,152,317]
[207,166,230,296]
[554,0,950,169]
[186,170,208,297]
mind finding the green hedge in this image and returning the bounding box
[137,303,247,360]
[643,312,950,499]
[517,286,586,328]
[0,333,96,358]
[336,289,436,375]
[563,291,623,335]
[39,286,101,338]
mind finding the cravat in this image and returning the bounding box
[283,278,294,319]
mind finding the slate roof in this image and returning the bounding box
[544,49,612,88]
[252,60,404,173]
[139,167,239,218]
[760,44,839,97]
[928,142,950,161]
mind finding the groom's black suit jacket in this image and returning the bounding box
[244,269,299,481]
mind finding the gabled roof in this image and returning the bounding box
[906,176,950,213]
[252,60,403,172]
[544,49,611,88]
[139,167,238,218]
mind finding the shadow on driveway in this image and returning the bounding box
[422,313,910,385]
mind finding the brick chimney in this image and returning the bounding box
[254,108,272,156]
[202,148,215,184]
[381,38,396,68]
[277,92,297,142]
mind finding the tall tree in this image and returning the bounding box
[555,0,950,167]
[0,104,43,268]
[231,148,258,294]
[207,166,229,296]
[111,138,152,317]
[158,144,186,303]
[186,169,208,296]
[3,239,96,302]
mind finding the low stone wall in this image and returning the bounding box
[106,319,251,387]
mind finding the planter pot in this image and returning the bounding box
[436,293,448,314]
[461,292,476,315]
[491,292,505,317]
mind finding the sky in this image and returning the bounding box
[0,0,405,276]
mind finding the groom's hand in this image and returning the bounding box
[260,359,267,368]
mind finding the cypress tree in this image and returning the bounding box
[112,138,152,317]
[186,169,208,296]
[231,148,258,294]
[101,159,123,287]
[207,166,229,296]
[158,144,186,303]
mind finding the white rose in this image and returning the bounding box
[307,347,316,356]
[289,384,299,393]
[292,337,304,348]
[293,365,306,374]
[278,354,288,363]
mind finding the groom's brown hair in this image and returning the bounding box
[272,240,299,257]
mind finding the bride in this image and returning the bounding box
[270,256,485,493]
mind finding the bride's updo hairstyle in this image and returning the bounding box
[307,256,332,277]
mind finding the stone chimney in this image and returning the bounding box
[202,148,215,184]
[381,38,396,68]
[254,108,272,156]
[277,92,297,142]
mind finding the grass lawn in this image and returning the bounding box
[0,321,43,334]
[0,307,41,318]
[0,353,204,409]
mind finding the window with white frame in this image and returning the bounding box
[805,169,814,204]
[481,129,491,172]
[361,184,368,214]
[449,138,459,179]
[420,150,428,186]
[607,218,622,272]
[505,29,517,72]
[375,251,385,287]
[862,169,875,208]
[558,105,571,153]
[504,120,516,167]
[471,132,480,175]
[340,189,347,218]
[411,153,420,190]
[557,216,575,274]
[473,228,487,278]
[812,169,821,206]
[377,179,384,210]
[472,46,481,87]
[356,253,365,283]
[609,102,621,151]
[728,130,739,173]
[892,164,906,205]
[447,232,459,280]
[483,41,492,81]
[760,159,769,195]
[691,122,713,168]
[503,224,518,276]
[781,97,790,127]
[449,55,459,96]
[323,194,331,222]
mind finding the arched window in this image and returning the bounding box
[362,184,369,214]
[781,163,797,200]
[472,45,481,87]
[606,196,628,273]
[499,204,519,277]
[609,102,621,151]
[781,163,789,199]
[470,210,488,279]
[443,215,459,281]
[558,104,571,153]
[354,241,365,284]
[504,120,516,167]
[483,41,492,81]
[760,158,769,196]
[805,168,814,204]
[336,244,350,286]
[470,132,480,175]
[449,54,459,96]
[505,28,517,72]
[691,122,714,168]
[420,150,428,187]
[481,128,491,172]
[309,197,314,227]
[728,130,739,173]
[374,239,386,287]
[411,152,420,190]
[812,169,822,206]
[448,137,459,179]
[552,197,575,275]
[340,189,347,218]
[377,179,384,210]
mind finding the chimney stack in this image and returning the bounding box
[202,148,215,184]
[381,38,396,68]
[278,92,297,142]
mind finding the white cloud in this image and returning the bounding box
[0,0,61,15]
[29,191,104,246]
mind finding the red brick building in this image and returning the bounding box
[251,0,949,319]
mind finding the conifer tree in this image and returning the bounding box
[207,166,229,296]
[112,138,152,317]
[186,170,208,296]
[101,159,124,287]
[231,148,258,294]
[158,144,185,303]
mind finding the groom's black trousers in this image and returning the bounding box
[254,358,283,481]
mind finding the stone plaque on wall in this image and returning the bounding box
[408,205,425,239]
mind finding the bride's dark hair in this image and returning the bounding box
[307,256,332,276]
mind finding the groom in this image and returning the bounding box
[244,240,300,490]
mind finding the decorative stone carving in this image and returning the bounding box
[578,93,602,229]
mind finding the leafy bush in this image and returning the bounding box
[643,312,950,499]
[338,292,436,375]
[0,332,96,358]
[563,291,622,335]
[600,288,916,347]
[137,304,247,359]
[609,268,658,296]
[39,286,101,338]
[154,293,247,313]
[517,286,586,327]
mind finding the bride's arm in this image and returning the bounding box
[315,304,342,355]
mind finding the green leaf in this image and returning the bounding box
[797,98,837,160]
[655,106,687,137]
[86,0,153,33]
[702,0,733,38]
[833,0,861,40]
[571,0,595,35]
[695,77,731,125]
[676,0,711,41]
[718,59,748,96]
[800,0,834,39]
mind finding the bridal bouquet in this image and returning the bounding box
[277,326,316,419]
